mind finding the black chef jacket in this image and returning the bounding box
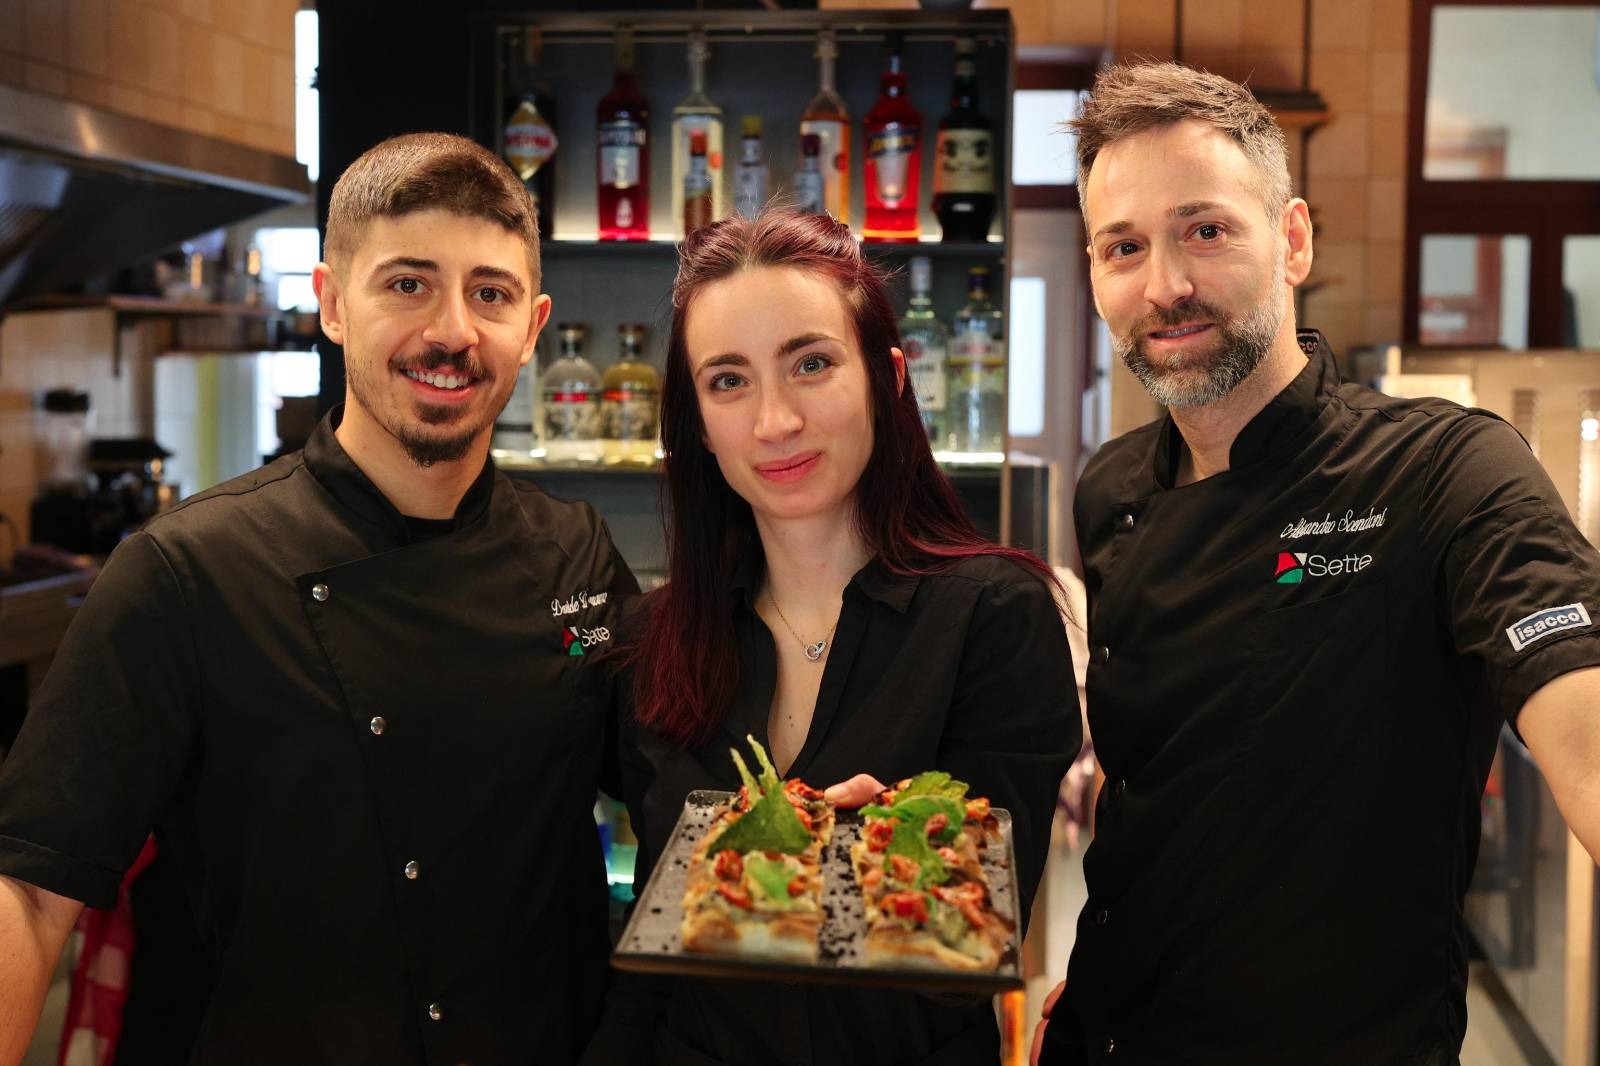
[0,410,638,1066]
[1046,332,1600,1065]
[591,547,1080,1066]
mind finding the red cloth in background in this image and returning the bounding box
[58,836,157,1066]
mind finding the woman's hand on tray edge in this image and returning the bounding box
[821,773,887,809]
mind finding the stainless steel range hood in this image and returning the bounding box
[0,84,312,312]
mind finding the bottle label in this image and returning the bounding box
[599,121,644,188]
[904,336,948,412]
[934,129,994,196]
[953,330,1005,366]
[505,101,558,181]
[800,118,848,219]
[734,165,769,219]
[867,124,919,207]
[602,392,660,442]
[794,171,825,215]
[544,390,601,442]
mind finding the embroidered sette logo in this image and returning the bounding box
[1505,603,1591,652]
[563,627,585,657]
[563,625,613,656]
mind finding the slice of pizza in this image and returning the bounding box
[851,771,1012,971]
[680,735,835,962]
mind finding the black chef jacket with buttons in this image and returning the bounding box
[591,548,1080,1066]
[0,410,638,1066]
[1047,332,1600,1066]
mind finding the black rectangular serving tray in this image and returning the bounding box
[612,789,1024,995]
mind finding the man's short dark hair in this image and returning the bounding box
[324,132,539,286]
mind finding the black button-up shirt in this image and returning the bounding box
[0,411,637,1065]
[1050,332,1600,1064]
[592,548,1080,1065]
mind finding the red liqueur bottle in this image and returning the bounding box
[863,32,922,243]
[597,26,650,241]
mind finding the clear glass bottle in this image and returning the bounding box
[601,323,661,466]
[794,133,826,215]
[946,266,1005,453]
[799,28,850,225]
[492,339,540,458]
[671,28,724,233]
[898,256,950,444]
[863,32,922,243]
[597,27,649,241]
[541,323,603,464]
[733,115,770,219]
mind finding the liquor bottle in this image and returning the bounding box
[799,28,851,225]
[671,29,725,232]
[794,133,826,215]
[597,26,649,241]
[898,256,950,443]
[933,38,995,243]
[946,266,1005,453]
[541,323,603,464]
[601,323,662,466]
[502,28,559,240]
[684,129,713,236]
[492,339,539,458]
[863,33,923,242]
[733,115,770,219]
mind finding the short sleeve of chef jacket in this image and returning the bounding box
[1421,410,1600,725]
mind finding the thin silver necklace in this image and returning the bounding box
[765,592,839,662]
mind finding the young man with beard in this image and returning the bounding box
[0,133,636,1066]
[1031,64,1600,1065]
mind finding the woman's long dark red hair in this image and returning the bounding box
[632,208,1059,746]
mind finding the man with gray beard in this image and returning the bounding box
[1032,63,1600,1065]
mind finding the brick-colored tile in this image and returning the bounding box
[1308,112,1369,177]
[1365,241,1404,305]
[68,71,110,108]
[1053,0,1107,46]
[210,28,244,117]
[108,83,153,122]
[1003,0,1054,49]
[1312,0,1370,51]
[1368,49,1406,115]
[1308,238,1367,304]
[214,112,249,146]
[179,102,216,135]
[1367,176,1404,242]
[269,50,293,131]
[1311,48,1371,117]
[25,60,66,96]
[1305,176,1367,241]
[144,5,182,97]
[241,42,272,118]
[109,0,149,91]
[66,0,108,78]
[1370,0,1409,49]
[24,0,66,66]
[146,91,183,128]
[1363,302,1403,345]
[177,0,212,24]
[181,21,215,102]
[1242,0,1304,52]
[1241,49,1302,88]
[1369,111,1406,179]
[1182,0,1244,52]
[1116,0,1177,59]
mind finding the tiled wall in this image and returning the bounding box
[0,0,300,157]
[820,0,1412,353]
[0,311,165,548]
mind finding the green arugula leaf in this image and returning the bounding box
[744,854,799,907]
[706,736,813,856]
[897,771,969,801]
[886,818,948,889]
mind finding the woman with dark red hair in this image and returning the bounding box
[594,208,1079,1065]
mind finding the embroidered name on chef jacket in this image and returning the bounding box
[1506,603,1592,652]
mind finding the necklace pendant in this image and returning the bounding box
[804,639,827,662]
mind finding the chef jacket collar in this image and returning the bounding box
[302,405,496,541]
[1152,328,1338,488]
[728,535,920,614]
